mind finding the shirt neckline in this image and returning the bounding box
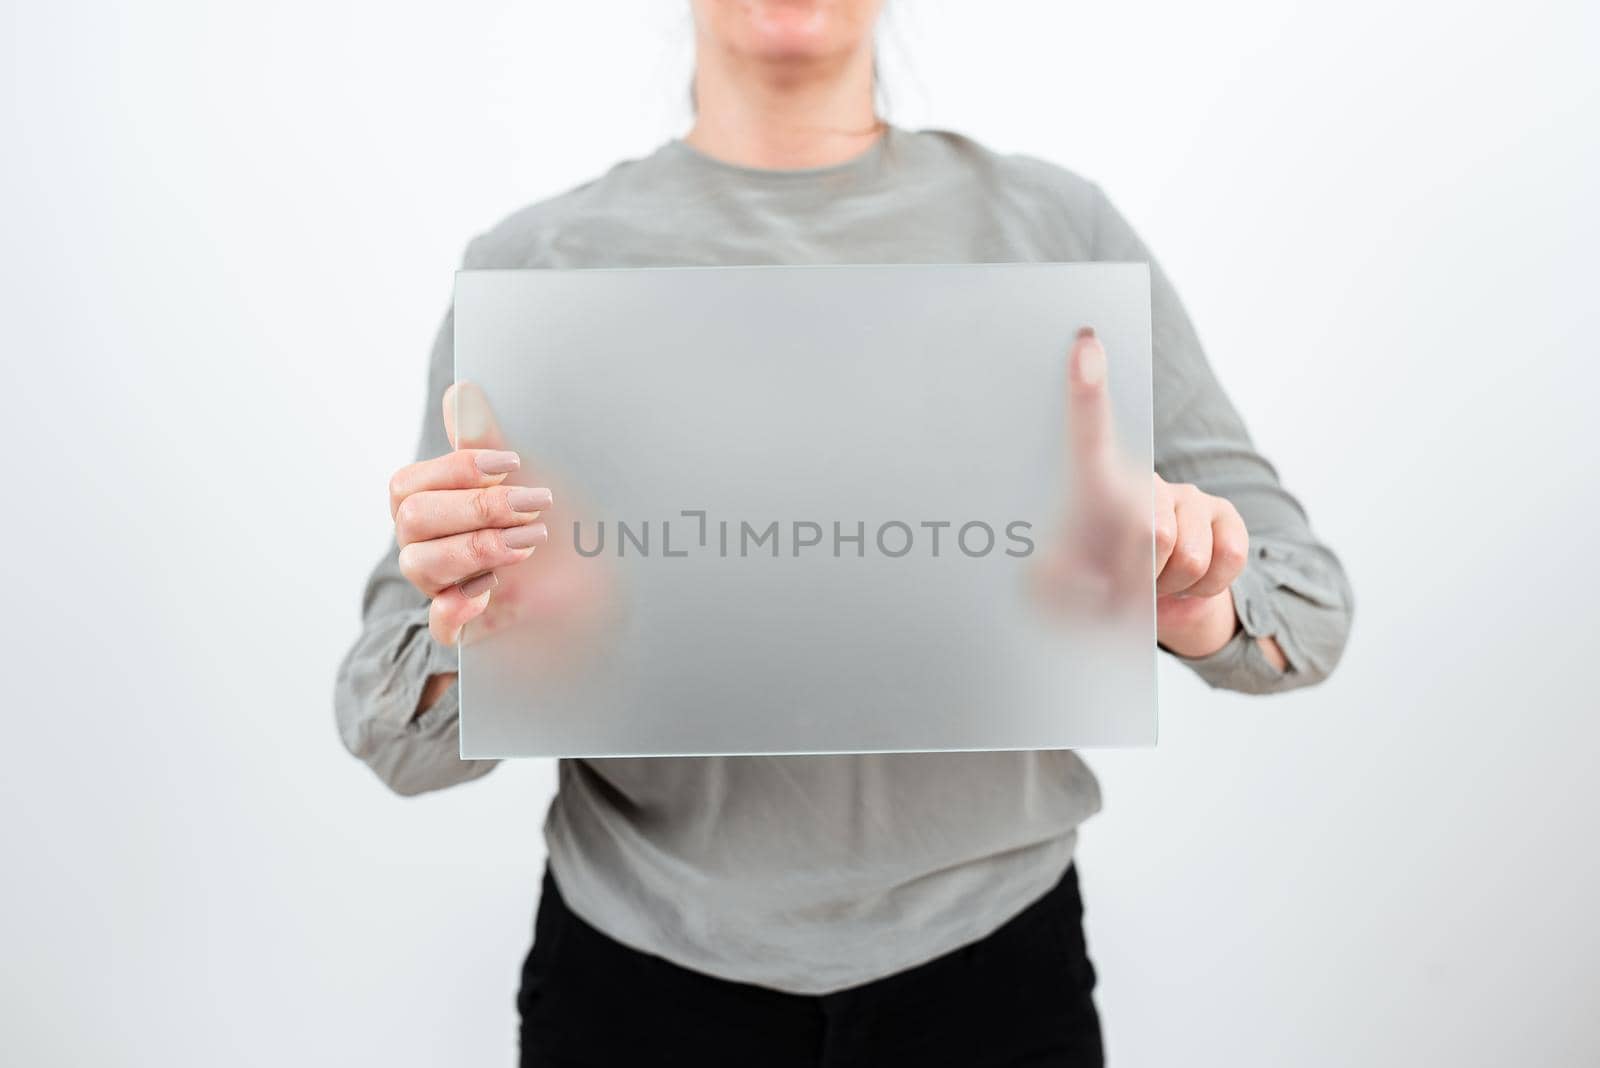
[663,125,896,184]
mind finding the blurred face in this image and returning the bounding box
[690,0,884,64]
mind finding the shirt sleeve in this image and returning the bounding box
[333,307,501,794]
[1091,184,1354,693]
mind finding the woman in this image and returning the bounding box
[336,2,1353,1064]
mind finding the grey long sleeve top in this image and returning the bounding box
[334,126,1352,993]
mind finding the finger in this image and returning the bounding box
[399,523,549,595]
[1152,475,1178,577]
[395,485,554,547]
[1187,500,1248,599]
[445,380,508,451]
[388,449,522,519]
[1156,486,1214,596]
[429,575,497,646]
[1067,327,1117,489]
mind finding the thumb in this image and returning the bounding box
[444,380,507,452]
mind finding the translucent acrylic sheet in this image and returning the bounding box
[453,264,1156,757]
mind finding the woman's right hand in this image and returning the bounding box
[388,384,553,646]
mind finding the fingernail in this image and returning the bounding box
[1076,338,1106,387]
[1077,326,1096,340]
[474,450,520,476]
[458,571,498,598]
[507,486,553,513]
[504,522,548,550]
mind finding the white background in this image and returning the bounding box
[3,1,1597,1064]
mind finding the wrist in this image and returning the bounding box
[1156,588,1240,659]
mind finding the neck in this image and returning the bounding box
[685,41,883,170]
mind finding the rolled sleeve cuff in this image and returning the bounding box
[360,606,461,735]
[1172,553,1290,694]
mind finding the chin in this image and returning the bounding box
[697,0,878,63]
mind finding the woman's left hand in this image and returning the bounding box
[1148,474,1250,659]
[1060,328,1288,668]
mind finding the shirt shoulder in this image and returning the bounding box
[898,129,1105,251]
[460,148,675,269]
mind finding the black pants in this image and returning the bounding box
[518,865,1103,1067]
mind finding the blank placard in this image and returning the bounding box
[453,264,1155,757]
